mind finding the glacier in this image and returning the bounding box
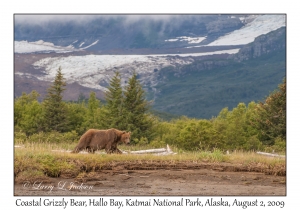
[32,49,239,91]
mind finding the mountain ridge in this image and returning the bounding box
[150,27,286,118]
[14,14,286,119]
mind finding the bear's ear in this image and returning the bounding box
[122,131,126,134]
[128,131,131,134]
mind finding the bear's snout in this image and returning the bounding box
[121,132,131,145]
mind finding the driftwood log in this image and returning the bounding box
[256,151,285,158]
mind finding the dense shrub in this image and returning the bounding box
[14,130,79,145]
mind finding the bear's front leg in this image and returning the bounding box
[105,144,123,154]
[110,143,123,154]
[105,144,114,154]
[112,148,123,154]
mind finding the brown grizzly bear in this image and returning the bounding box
[71,128,131,154]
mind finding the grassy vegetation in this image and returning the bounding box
[14,142,286,182]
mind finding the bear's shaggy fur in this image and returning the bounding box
[72,128,131,154]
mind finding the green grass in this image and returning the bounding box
[14,142,286,181]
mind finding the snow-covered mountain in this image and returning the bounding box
[14,15,285,91]
[14,14,286,118]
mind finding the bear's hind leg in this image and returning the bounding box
[71,146,81,153]
[71,143,86,153]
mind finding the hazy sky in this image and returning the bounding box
[14,14,180,25]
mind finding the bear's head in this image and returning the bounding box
[121,131,131,144]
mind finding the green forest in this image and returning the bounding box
[14,67,286,153]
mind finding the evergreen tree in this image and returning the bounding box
[253,78,286,145]
[66,102,87,135]
[43,67,68,132]
[77,92,87,103]
[83,91,105,129]
[87,92,100,119]
[103,71,126,129]
[123,71,153,142]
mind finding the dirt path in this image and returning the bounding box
[14,168,286,196]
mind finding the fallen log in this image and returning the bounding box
[256,151,285,158]
[129,148,167,154]
[128,145,176,155]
